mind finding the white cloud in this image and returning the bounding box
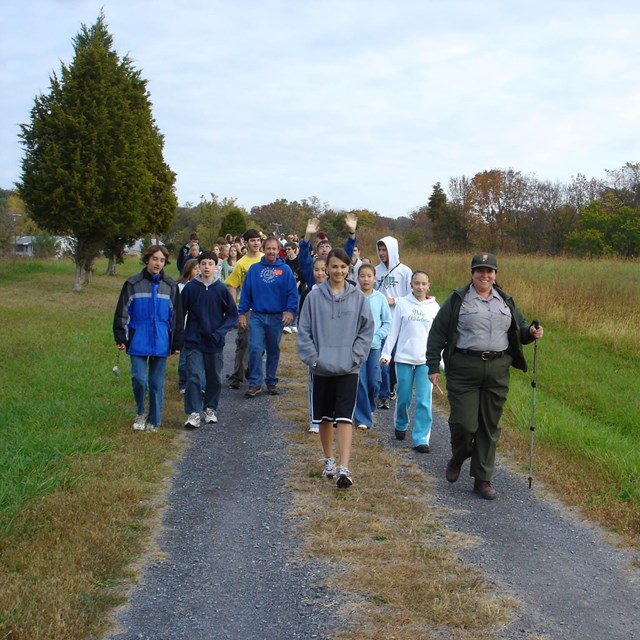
[3,0,640,216]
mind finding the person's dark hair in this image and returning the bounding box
[189,232,198,241]
[178,258,199,283]
[285,241,299,250]
[198,250,218,264]
[243,228,261,241]
[316,238,331,250]
[326,247,350,266]
[313,254,327,265]
[411,269,430,282]
[142,244,170,265]
[357,262,376,276]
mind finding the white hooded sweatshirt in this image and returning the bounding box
[374,236,413,315]
[381,293,440,366]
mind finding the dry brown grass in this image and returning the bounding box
[275,338,521,640]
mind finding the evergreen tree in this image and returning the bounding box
[18,12,176,289]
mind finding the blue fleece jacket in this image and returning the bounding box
[238,256,299,315]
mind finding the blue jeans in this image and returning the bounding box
[247,311,283,387]
[394,362,433,446]
[178,349,188,390]
[184,349,223,414]
[378,338,397,400]
[130,355,167,427]
[354,348,381,428]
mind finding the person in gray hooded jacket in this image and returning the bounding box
[297,248,374,488]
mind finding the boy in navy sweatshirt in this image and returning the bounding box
[181,251,238,428]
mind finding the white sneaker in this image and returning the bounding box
[133,414,146,431]
[204,408,218,424]
[146,424,159,432]
[291,326,298,333]
[308,423,319,433]
[322,457,337,478]
[356,424,368,431]
[283,326,293,334]
[184,412,201,428]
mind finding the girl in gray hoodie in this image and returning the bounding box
[297,248,374,488]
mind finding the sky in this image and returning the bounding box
[3,0,640,219]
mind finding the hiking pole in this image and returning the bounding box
[528,320,540,489]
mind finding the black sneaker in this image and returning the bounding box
[228,380,240,390]
[414,444,430,453]
[394,429,406,440]
[378,398,390,410]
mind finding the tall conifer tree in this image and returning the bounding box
[18,12,176,289]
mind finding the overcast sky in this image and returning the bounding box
[3,0,640,218]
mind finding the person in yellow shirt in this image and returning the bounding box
[225,229,263,389]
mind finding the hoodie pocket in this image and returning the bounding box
[315,346,356,376]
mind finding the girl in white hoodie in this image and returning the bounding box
[380,271,439,452]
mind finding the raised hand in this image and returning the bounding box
[345,212,358,235]
[305,217,320,236]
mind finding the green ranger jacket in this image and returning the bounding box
[426,284,535,375]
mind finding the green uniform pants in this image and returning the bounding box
[445,351,512,481]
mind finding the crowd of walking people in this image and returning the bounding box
[113,217,544,499]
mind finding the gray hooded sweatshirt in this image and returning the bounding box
[297,280,374,377]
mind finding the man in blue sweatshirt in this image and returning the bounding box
[181,251,238,428]
[238,236,299,398]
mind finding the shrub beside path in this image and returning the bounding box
[107,339,640,640]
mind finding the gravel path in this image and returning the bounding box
[108,337,640,639]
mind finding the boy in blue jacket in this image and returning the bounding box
[181,252,238,428]
[238,236,299,398]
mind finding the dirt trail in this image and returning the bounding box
[107,337,640,640]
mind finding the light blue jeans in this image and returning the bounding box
[394,362,433,446]
[184,349,223,414]
[130,355,167,427]
[354,348,381,428]
[247,311,284,387]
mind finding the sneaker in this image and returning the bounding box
[356,424,368,431]
[146,424,159,433]
[228,380,240,390]
[179,388,186,395]
[133,414,146,431]
[267,385,279,396]
[203,408,218,424]
[322,457,337,478]
[390,386,397,400]
[244,386,262,398]
[309,423,319,434]
[283,326,293,334]
[446,459,461,483]
[378,398,390,410]
[184,412,201,428]
[394,429,406,440]
[414,444,430,453]
[336,466,353,488]
[473,479,497,500]
[291,326,298,333]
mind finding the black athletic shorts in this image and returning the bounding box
[311,373,359,425]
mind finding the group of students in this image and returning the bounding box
[113,223,544,499]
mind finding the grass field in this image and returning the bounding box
[0,253,638,639]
